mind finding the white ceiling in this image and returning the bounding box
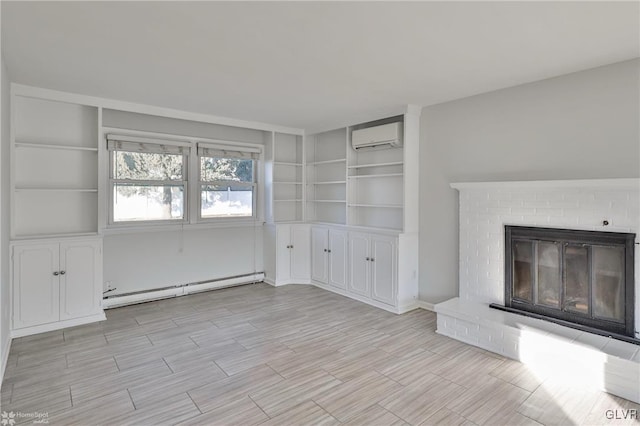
[2,1,638,132]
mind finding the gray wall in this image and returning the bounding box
[419,58,640,303]
[1,55,10,375]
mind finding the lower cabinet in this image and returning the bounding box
[267,224,311,286]
[348,231,397,306]
[311,226,347,290]
[12,237,104,335]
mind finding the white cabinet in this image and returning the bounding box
[370,236,396,305]
[12,238,105,336]
[311,227,328,283]
[270,224,310,285]
[59,241,103,320]
[347,232,397,306]
[311,226,347,290]
[12,243,60,329]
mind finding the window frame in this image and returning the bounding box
[196,142,261,222]
[107,135,191,226]
[105,132,264,230]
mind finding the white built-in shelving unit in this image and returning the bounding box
[305,128,347,225]
[347,122,404,231]
[303,119,405,231]
[265,132,304,223]
[12,96,100,239]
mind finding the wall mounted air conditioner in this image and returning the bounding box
[352,122,403,150]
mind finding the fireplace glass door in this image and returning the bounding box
[505,226,634,338]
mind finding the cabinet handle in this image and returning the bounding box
[290,245,294,249]
[60,271,66,275]
[53,271,59,276]
[371,258,375,262]
[328,249,332,253]
[366,257,370,261]
[323,249,327,252]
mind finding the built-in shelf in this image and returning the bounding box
[348,203,403,209]
[275,199,303,202]
[15,142,99,152]
[348,161,403,169]
[311,181,346,185]
[311,200,347,203]
[15,188,98,193]
[309,158,347,166]
[348,173,403,179]
[274,162,303,167]
[273,181,303,185]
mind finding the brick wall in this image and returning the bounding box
[455,179,640,333]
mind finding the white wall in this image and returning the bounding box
[103,226,263,295]
[102,111,268,296]
[102,109,266,144]
[419,59,640,304]
[1,55,11,376]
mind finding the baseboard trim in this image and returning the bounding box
[103,273,265,309]
[310,281,405,314]
[11,312,106,338]
[263,278,311,287]
[415,300,436,311]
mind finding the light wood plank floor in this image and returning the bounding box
[1,283,638,425]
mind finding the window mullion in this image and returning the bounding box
[113,179,186,186]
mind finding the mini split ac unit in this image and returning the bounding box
[351,122,403,150]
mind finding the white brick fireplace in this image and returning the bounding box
[435,178,640,403]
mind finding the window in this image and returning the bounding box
[198,144,259,219]
[108,137,189,223]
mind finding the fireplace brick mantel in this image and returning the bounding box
[450,178,639,336]
[434,178,640,403]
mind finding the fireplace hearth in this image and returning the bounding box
[492,226,635,341]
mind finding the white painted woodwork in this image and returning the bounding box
[305,129,347,225]
[327,229,347,290]
[12,244,60,329]
[347,231,398,307]
[267,132,304,223]
[311,226,347,291]
[348,232,370,297]
[11,238,104,335]
[11,94,99,239]
[268,224,311,286]
[59,240,102,320]
[276,225,292,283]
[370,235,396,306]
[8,85,420,319]
[290,225,311,281]
[311,227,328,284]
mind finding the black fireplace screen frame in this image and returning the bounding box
[502,225,635,338]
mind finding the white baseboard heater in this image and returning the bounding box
[102,272,265,309]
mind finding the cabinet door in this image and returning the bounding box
[371,235,397,306]
[348,232,370,297]
[328,229,347,290]
[276,225,292,282]
[290,225,311,281]
[59,240,102,320]
[13,244,60,329]
[311,227,328,284]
